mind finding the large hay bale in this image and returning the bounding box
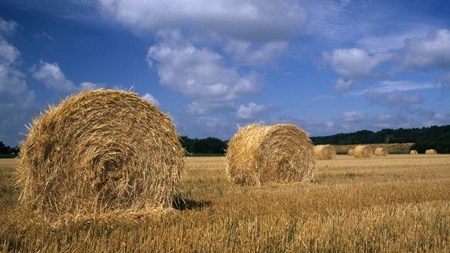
[410,150,418,155]
[374,147,388,156]
[225,124,316,186]
[314,145,336,160]
[17,89,184,221]
[353,145,373,158]
[348,149,354,156]
[425,149,437,154]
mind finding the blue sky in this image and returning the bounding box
[0,0,450,146]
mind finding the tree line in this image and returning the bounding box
[310,125,450,154]
[179,136,228,155]
[0,142,20,157]
[1,125,448,157]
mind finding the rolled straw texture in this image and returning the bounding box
[353,145,373,158]
[17,89,184,221]
[348,149,354,156]
[375,147,388,156]
[425,149,437,154]
[226,124,316,186]
[410,150,418,155]
[314,145,336,160]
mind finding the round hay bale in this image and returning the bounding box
[353,145,373,158]
[225,124,316,186]
[17,89,184,221]
[348,149,354,156]
[425,149,437,154]
[410,150,418,155]
[374,147,388,156]
[314,145,336,160]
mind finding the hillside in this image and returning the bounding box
[310,125,450,154]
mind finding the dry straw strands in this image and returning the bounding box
[425,149,437,154]
[226,124,316,186]
[375,147,388,156]
[410,150,418,155]
[348,149,354,156]
[353,145,373,158]
[314,145,336,160]
[17,89,184,221]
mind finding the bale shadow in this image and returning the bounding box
[172,196,211,211]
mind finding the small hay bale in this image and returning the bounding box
[353,145,373,158]
[375,147,388,156]
[314,145,336,160]
[348,149,354,156]
[17,89,184,221]
[225,124,316,186]
[410,150,418,155]
[425,149,437,154]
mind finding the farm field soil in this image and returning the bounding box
[1,155,449,252]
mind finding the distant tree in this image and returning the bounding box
[179,136,227,154]
[311,125,450,154]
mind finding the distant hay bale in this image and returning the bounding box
[17,89,184,221]
[314,145,336,160]
[348,149,354,156]
[375,147,388,156]
[226,124,316,186]
[353,145,373,158]
[410,150,418,155]
[425,149,437,154]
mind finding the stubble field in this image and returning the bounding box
[1,154,449,252]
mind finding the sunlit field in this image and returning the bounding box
[1,154,449,252]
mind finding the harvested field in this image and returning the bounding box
[1,154,450,252]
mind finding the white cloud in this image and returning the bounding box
[324,48,392,92]
[185,101,236,115]
[0,39,21,65]
[327,28,450,92]
[31,61,79,94]
[31,61,100,94]
[400,28,450,71]
[0,23,39,146]
[0,17,18,36]
[327,48,391,80]
[224,40,288,66]
[349,80,437,96]
[356,24,433,53]
[147,30,265,114]
[97,0,307,42]
[342,111,367,122]
[235,102,277,119]
[365,90,423,108]
[142,93,160,107]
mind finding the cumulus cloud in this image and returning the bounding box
[324,48,392,91]
[400,28,450,71]
[97,0,307,42]
[0,18,39,146]
[147,30,264,114]
[235,102,277,119]
[0,17,18,35]
[185,101,236,115]
[326,28,450,93]
[349,80,437,96]
[224,40,288,66]
[31,60,100,94]
[365,90,423,108]
[31,61,79,93]
[142,93,160,107]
